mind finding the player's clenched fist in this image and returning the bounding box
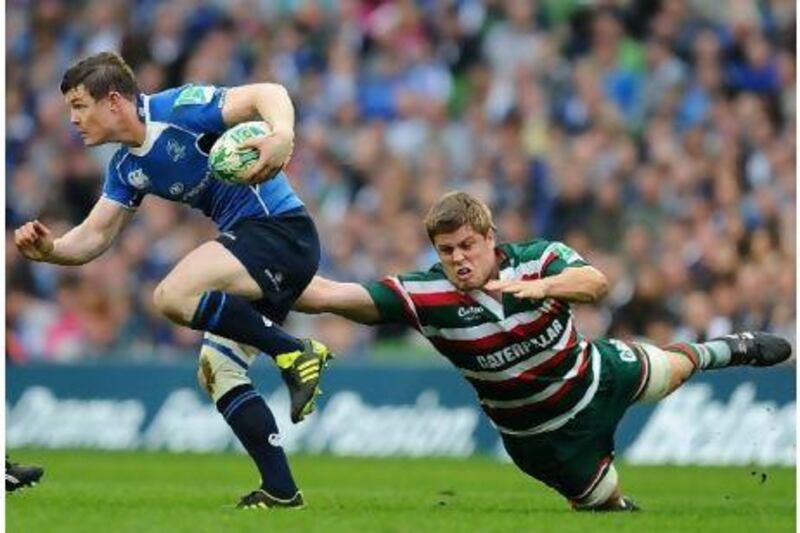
[14,220,54,261]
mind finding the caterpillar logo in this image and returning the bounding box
[457,306,484,320]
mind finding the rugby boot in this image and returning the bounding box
[6,458,44,492]
[716,332,792,367]
[575,496,641,512]
[237,489,305,509]
[618,497,641,511]
[276,338,334,423]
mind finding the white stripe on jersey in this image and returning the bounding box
[468,289,505,320]
[496,343,601,436]
[402,279,456,294]
[479,344,589,408]
[421,303,560,342]
[249,184,270,216]
[498,241,587,280]
[458,329,580,382]
[498,242,562,279]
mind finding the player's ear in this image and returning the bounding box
[486,228,497,246]
[106,91,124,112]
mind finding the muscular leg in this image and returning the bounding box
[197,334,299,501]
[662,350,696,397]
[153,241,261,321]
[152,241,304,356]
[153,242,326,505]
[636,332,792,403]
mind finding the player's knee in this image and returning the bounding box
[666,355,694,391]
[572,465,619,510]
[153,280,188,323]
[197,334,256,402]
[635,343,674,403]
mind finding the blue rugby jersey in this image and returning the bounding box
[102,84,304,230]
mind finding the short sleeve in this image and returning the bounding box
[164,85,228,134]
[363,279,417,326]
[102,154,144,210]
[541,241,589,277]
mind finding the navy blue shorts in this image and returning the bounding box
[217,208,320,324]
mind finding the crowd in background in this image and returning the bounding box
[6,0,796,363]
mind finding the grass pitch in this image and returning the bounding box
[5,449,795,533]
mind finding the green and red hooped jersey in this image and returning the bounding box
[364,239,601,436]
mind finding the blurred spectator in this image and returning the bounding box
[5,0,795,363]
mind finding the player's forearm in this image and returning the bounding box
[48,224,113,265]
[254,84,295,140]
[328,300,381,325]
[542,267,608,303]
[295,277,381,325]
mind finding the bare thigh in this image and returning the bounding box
[153,241,263,324]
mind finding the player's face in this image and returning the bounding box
[64,85,119,146]
[433,225,498,291]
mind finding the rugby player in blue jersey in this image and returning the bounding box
[14,51,331,509]
[296,191,792,512]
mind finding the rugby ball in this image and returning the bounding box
[208,121,272,184]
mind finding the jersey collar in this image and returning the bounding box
[465,246,510,321]
[136,93,146,122]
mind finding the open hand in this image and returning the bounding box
[238,129,294,184]
[14,220,54,261]
[484,279,549,300]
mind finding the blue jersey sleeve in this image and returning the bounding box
[152,85,228,135]
[102,152,144,209]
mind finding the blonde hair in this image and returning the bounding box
[424,191,495,242]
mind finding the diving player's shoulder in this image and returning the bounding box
[384,264,450,286]
[500,239,552,262]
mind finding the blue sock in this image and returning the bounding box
[217,384,298,498]
[190,291,303,357]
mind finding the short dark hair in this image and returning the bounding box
[424,191,495,242]
[60,51,138,101]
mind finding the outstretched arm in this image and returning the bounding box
[221,83,295,183]
[485,266,608,304]
[294,276,382,325]
[14,197,134,266]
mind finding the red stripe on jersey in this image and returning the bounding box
[541,251,558,273]
[410,291,470,307]
[427,309,571,355]
[462,330,581,389]
[511,331,581,382]
[481,344,591,420]
[380,278,422,331]
[540,349,591,406]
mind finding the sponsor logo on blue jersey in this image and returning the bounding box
[169,182,185,196]
[127,168,150,189]
[166,139,186,162]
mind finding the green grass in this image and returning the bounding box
[6,449,795,533]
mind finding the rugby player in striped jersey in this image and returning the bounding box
[294,191,791,512]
